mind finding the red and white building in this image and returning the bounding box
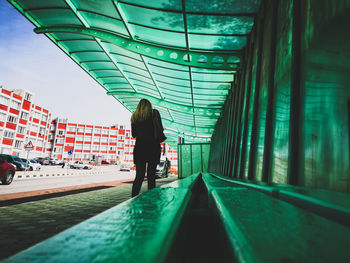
[48,118,135,164]
[0,87,178,170]
[0,87,51,158]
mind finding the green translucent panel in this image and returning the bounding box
[59,40,102,52]
[155,75,190,86]
[71,51,110,61]
[101,77,128,84]
[178,143,211,178]
[150,67,190,80]
[51,32,94,40]
[191,68,236,74]
[193,102,223,109]
[192,144,202,172]
[107,84,134,91]
[271,0,293,184]
[79,11,128,36]
[147,57,189,71]
[201,144,211,172]
[91,70,123,78]
[301,1,350,192]
[134,88,159,97]
[244,52,258,178]
[121,3,184,31]
[128,24,186,48]
[83,61,116,70]
[185,0,261,13]
[191,72,233,82]
[18,0,67,9]
[192,81,230,90]
[187,15,254,34]
[112,55,145,69]
[193,88,229,96]
[117,63,147,74]
[193,94,226,101]
[131,79,155,89]
[28,9,81,27]
[189,34,247,50]
[166,98,192,107]
[72,0,121,18]
[180,145,192,178]
[161,89,192,99]
[121,0,182,10]
[159,84,190,93]
[254,7,275,181]
[104,43,143,61]
[128,73,153,85]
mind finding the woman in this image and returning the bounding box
[131,99,163,197]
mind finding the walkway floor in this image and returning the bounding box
[0,177,177,260]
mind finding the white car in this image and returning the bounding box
[70,161,93,170]
[120,163,131,172]
[22,159,41,171]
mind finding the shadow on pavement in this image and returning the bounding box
[0,186,113,207]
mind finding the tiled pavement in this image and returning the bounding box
[0,177,177,261]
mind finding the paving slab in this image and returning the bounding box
[0,177,177,261]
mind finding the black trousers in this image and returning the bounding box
[132,161,157,197]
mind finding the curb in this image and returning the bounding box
[15,171,106,180]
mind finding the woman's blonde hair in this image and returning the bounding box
[131,99,153,123]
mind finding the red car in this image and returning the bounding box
[0,156,16,185]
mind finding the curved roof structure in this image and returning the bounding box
[8,0,261,145]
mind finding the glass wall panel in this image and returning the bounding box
[254,4,274,180]
[301,1,350,192]
[270,0,293,184]
[178,143,211,178]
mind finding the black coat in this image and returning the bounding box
[131,118,161,164]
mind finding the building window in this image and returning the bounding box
[85,128,92,133]
[42,115,48,122]
[77,127,84,133]
[10,100,21,110]
[31,124,39,133]
[58,130,64,135]
[55,138,64,144]
[67,126,76,132]
[14,140,22,149]
[4,131,14,138]
[0,112,6,122]
[34,111,41,119]
[0,95,9,105]
[24,92,32,101]
[7,115,17,123]
[20,111,28,120]
[39,127,45,136]
[17,125,25,135]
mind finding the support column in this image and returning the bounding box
[288,0,304,186]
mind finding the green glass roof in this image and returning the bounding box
[8,0,261,144]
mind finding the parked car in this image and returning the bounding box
[0,155,16,185]
[34,157,50,165]
[120,163,131,172]
[70,161,93,170]
[21,158,41,171]
[155,160,169,178]
[101,160,110,165]
[48,158,61,165]
[0,154,29,171]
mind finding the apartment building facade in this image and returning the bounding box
[49,118,135,164]
[0,87,51,158]
[0,87,178,169]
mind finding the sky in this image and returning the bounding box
[0,1,132,127]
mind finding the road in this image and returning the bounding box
[0,165,136,195]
